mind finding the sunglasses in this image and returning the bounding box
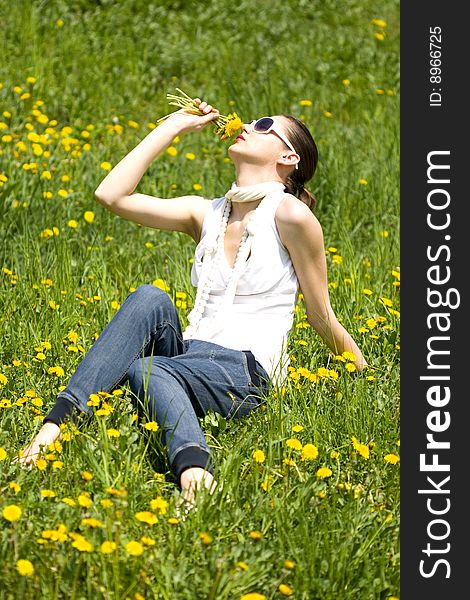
[249,117,299,169]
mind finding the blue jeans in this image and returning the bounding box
[51,284,271,483]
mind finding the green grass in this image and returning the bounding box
[0,0,399,598]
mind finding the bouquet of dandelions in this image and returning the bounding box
[157,88,243,140]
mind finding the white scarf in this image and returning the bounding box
[225,180,286,203]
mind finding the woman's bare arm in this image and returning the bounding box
[276,195,368,371]
[94,101,219,241]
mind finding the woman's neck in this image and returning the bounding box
[234,163,284,187]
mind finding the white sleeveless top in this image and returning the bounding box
[182,192,299,385]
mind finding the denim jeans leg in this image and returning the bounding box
[53,284,184,415]
[126,355,214,483]
[126,340,271,484]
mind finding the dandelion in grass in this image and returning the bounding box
[81,518,104,528]
[144,421,159,431]
[0,448,6,460]
[150,496,168,515]
[284,559,296,570]
[141,536,156,546]
[16,559,34,577]
[199,531,213,545]
[135,511,158,526]
[2,504,22,522]
[107,428,120,438]
[77,493,93,508]
[279,583,294,596]
[301,443,318,461]
[41,489,56,498]
[70,533,93,552]
[384,453,400,464]
[352,437,370,459]
[241,593,266,600]
[286,438,302,451]
[316,466,333,479]
[249,530,263,541]
[125,540,144,556]
[158,88,242,140]
[100,541,117,554]
[252,449,265,463]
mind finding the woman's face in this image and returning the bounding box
[228,115,295,169]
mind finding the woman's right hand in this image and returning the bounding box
[163,99,220,135]
[17,422,62,466]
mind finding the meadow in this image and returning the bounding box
[0,1,400,598]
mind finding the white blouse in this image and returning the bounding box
[182,193,299,385]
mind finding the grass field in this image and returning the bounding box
[0,1,400,598]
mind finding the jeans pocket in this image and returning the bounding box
[226,392,262,420]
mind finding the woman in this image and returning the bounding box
[20,99,367,510]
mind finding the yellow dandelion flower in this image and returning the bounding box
[185,152,196,160]
[199,531,213,545]
[316,466,332,479]
[107,428,120,438]
[252,449,265,463]
[36,458,47,470]
[71,534,93,552]
[292,424,304,432]
[284,559,296,570]
[167,517,179,525]
[218,113,242,140]
[101,499,113,509]
[41,489,56,498]
[193,183,202,191]
[299,99,313,106]
[100,161,111,171]
[352,437,370,459]
[166,146,178,156]
[81,518,104,528]
[0,448,6,460]
[141,536,156,546]
[82,471,93,481]
[375,32,385,41]
[150,496,168,514]
[384,453,400,465]
[135,511,158,525]
[77,493,93,508]
[62,497,76,507]
[249,530,263,540]
[279,583,294,596]
[100,541,117,554]
[9,482,21,493]
[372,18,387,27]
[2,504,22,522]
[125,540,144,556]
[345,363,356,373]
[16,559,34,577]
[144,421,159,431]
[84,211,95,224]
[301,443,318,461]
[241,594,266,600]
[153,278,170,291]
[342,79,351,86]
[286,438,302,451]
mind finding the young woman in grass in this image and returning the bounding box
[20,99,367,510]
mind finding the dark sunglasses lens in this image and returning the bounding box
[254,117,274,132]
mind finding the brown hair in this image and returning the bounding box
[281,115,319,211]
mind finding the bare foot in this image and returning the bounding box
[179,467,218,509]
[16,422,61,466]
